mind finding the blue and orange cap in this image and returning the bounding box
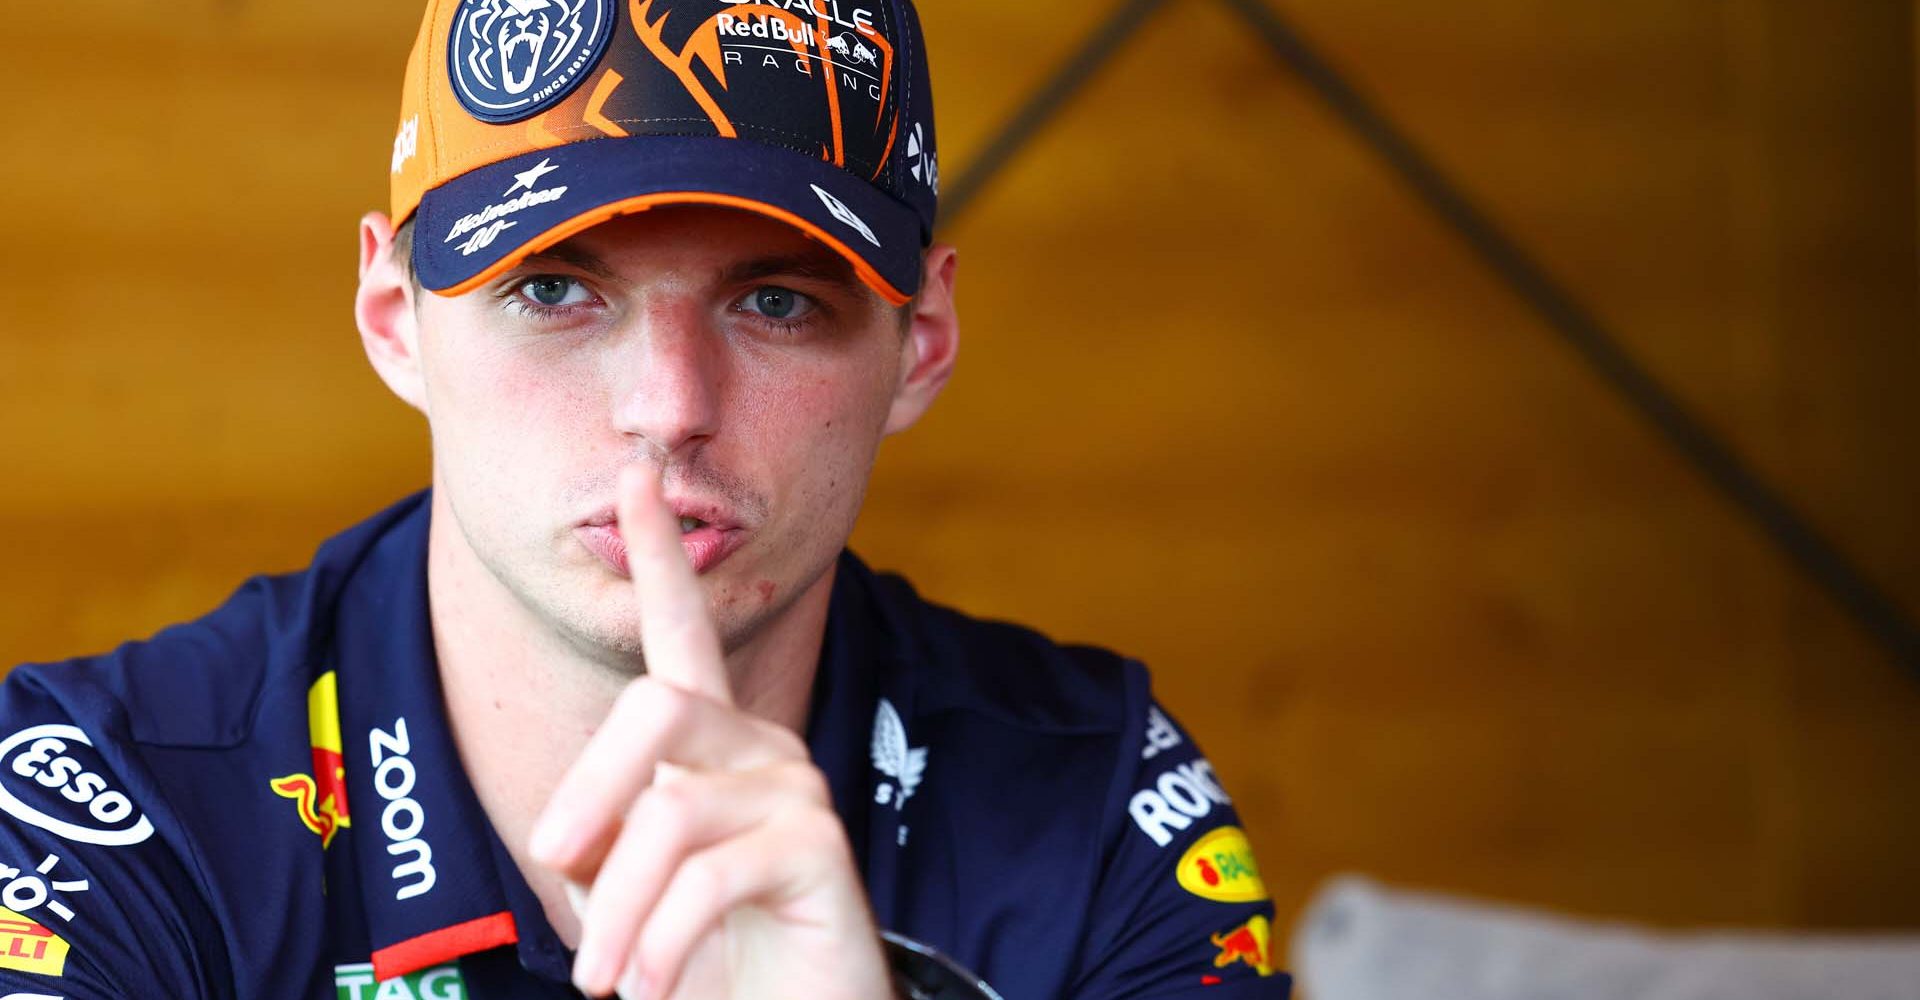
[389,0,940,306]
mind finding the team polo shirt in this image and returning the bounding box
[0,492,1290,999]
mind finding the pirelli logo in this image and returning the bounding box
[0,906,68,976]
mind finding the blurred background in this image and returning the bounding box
[3,0,1917,989]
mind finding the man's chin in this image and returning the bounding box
[551,570,760,658]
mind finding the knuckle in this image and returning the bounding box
[634,923,682,987]
[775,760,831,803]
[610,676,657,727]
[626,677,690,733]
[788,803,847,855]
[678,851,730,905]
[754,719,809,760]
[638,778,701,843]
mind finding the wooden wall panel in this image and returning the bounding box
[3,0,1916,959]
[1245,0,1920,930]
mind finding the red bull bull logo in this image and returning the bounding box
[1208,914,1273,977]
[272,672,353,849]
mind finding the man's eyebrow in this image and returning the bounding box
[721,252,859,289]
[517,246,858,289]
[519,243,620,281]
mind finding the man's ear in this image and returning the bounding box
[355,212,427,413]
[883,244,959,435]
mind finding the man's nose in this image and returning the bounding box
[609,302,725,457]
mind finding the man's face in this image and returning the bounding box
[406,206,919,663]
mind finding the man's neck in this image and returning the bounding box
[421,490,833,944]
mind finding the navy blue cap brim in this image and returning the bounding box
[413,135,923,304]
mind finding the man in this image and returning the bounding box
[0,1,1287,997]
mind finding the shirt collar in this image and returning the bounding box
[329,494,521,982]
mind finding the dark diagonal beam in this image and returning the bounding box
[938,0,1172,226]
[1218,0,1920,678]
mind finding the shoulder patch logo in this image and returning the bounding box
[811,184,882,247]
[0,725,153,848]
[1176,826,1268,903]
[449,0,616,124]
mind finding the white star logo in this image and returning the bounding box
[504,157,561,195]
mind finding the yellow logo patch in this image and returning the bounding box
[1176,826,1268,903]
[0,907,68,976]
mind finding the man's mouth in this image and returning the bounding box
[575,507,745,578]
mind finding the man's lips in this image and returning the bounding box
[575,507,746,577]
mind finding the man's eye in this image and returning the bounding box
[739,286,813,321]
[516,276,593,309]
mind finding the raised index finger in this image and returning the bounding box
[617,464,734,705]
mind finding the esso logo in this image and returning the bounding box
[0,724,154,847]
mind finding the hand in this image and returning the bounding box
[529,465,893,999]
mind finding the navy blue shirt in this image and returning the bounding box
[0,494,1288,998]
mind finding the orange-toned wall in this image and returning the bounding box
[3,0,1916,949]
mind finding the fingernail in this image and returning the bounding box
[564,882,588,920]
[617,965,651,1000]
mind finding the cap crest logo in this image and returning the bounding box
[450,0,616,123]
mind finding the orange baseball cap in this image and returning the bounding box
[389,0,940,305]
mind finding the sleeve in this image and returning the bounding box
[0,666,231,999]
[1067,685,1292,1000]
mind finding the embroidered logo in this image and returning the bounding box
[449,0,615,124]
[444,158,570,257]
[870,698,926,825]
[811,184,881,247]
